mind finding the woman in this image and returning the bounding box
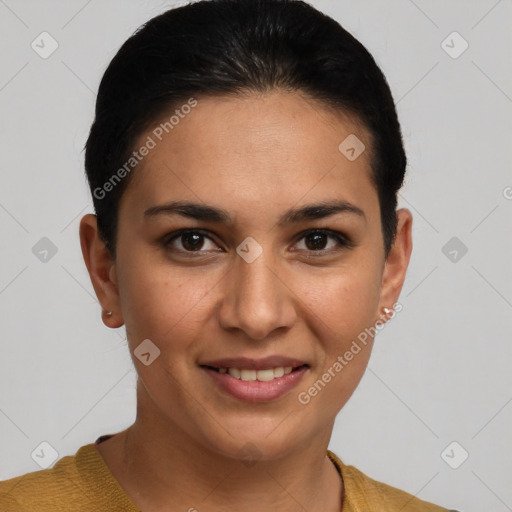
[0,0,458,510]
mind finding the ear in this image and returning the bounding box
[79,214,124,328]
[376,208,413,321]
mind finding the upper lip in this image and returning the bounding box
[200,356,308,370]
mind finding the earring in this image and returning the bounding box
[379,307,394,323]
[104,310,113,317]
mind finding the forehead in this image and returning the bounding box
[120,91,377,225]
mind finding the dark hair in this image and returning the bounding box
[84,0,406,259]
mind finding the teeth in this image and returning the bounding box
[228,368,241,379]
[256,369,275,382]
[221,366,297,381]
[240,369,257,381]
[273,367,285,378]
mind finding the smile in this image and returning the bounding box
[202,364,308,382]
[200,364,309,402]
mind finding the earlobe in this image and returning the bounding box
[376,208,413,320]
[79,214,124,328]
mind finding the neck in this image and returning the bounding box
[97,395,343,512]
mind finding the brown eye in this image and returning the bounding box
[180,232,205,251]
[295,229,352,254]
[165,230,220,253]
[304,232,329,251]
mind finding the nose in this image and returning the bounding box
[217,246,297,341]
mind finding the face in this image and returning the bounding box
[81,91,412,461]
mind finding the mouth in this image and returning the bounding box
[199,363,310,402]
[200,364,309,382]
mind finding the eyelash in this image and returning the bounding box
[162,228,353,257]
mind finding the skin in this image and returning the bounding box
[80,90,412,512]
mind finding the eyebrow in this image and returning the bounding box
[143,199,366,226]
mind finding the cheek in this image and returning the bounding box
[117,253,228,364]
[295,306,373,422]
[118,266,214,400]
[292,258,380,404]
[296,258,381,335]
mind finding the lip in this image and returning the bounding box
[201,365,309,402]
[199,356,307,371]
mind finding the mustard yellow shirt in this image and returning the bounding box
[0,437,456,511]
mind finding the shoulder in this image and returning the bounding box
[327,450,459,512]
[0,442,138,512]
[0,444,94,512]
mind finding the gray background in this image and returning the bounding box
[1,1,511,510]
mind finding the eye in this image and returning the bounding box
[294,229,352,254]
[164,229,222,254]
[162,228,352,257]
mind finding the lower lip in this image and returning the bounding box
[201,366,308,402]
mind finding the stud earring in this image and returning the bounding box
[104,310,113,317]
[378,307,394,323]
